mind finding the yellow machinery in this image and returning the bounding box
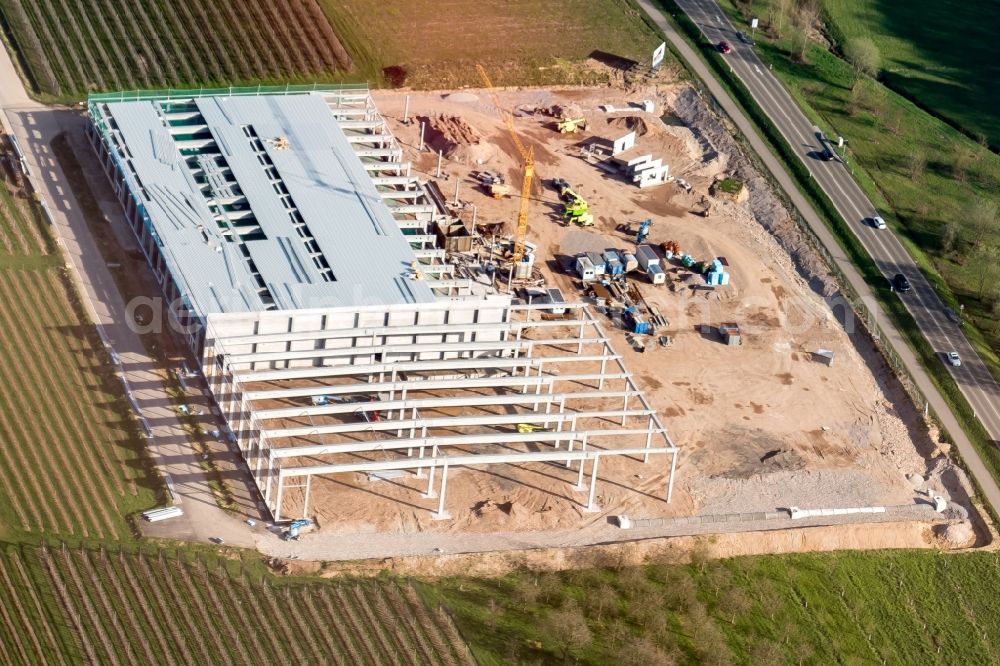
[517,423,552,433]
[556,117,587,133]
[477,64,533,263]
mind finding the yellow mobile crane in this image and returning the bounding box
[476,64,533,263]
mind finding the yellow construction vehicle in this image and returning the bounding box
[477,64,533,263]
[517,423,552,433]
[556,117,587,133]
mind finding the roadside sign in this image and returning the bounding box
[651,42,666,70]
[751,18,759,28]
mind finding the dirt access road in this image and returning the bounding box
[0,45,259,546]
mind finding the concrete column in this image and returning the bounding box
[621,392,629,426]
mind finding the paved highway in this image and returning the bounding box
[636,0,1000,509]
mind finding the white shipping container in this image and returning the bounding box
[647,263,666,285]
[635,244,660,270]
[576,256,596,281]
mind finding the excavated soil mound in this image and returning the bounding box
[606,115,650,137]
[416,114,495,164]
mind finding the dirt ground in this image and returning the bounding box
[283,83,958,540]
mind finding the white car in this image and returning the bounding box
[872,216,887,230]
[946,351,961,367]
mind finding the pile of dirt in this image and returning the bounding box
[936,521,974,546]
[606,115,650,137]
[550,103,583,119]
[472,498,515,518]
[671,88,838,297]
[416,114,495,164]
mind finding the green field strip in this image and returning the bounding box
[3,270,110,536]
[14,0,79,92]
[0,280,76,534]
[137,553,216,666]
[103,549,183,666]
[135,1,197,85]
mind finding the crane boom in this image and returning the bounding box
[476,64,533,263]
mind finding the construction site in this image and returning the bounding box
[88,74,973,552]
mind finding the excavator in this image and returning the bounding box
[556,117,587,134]
[636,219,653,244]
[553,178,593,226]
[477,65,533,263]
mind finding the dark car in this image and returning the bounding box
[717,40,732,54]
[737,32,754,45]
[892,273,911,293]
[819,147,835,161]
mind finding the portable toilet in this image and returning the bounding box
[621,251,638,272]
[587,251,606,276]
[603,249,624,276]
[576,255,596,281]
[647,263,666,285]
[636,244,660,270]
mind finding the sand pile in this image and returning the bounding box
[417,115,495,164]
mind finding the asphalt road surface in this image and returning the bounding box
[636,0,1000,510]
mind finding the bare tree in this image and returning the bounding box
[793,0,819,61]
[544,601,592,660]
[972,245,1000,297]
[843,37,881,81]
[616,636,679,666]
[941,219,961,255]
[905,150,926,179]
[584,583,618,623]
[966,199,998,252]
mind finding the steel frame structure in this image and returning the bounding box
[203,299,678,521]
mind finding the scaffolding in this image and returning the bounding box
[203,299,679,521]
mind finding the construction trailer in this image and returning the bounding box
[719,323,742,346]
[88,86,679,524]
[576,255,596,281]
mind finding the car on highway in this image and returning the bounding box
[717,40,732,54]
[871,216,887,230]
[819,147,835,161]
[892,273,911,293]
[946,351,962,367]
[737,32,754,46]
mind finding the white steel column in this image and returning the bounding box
[584,456,601,512]
[423,444,439,498]
[666,450,678,503]
[644,415,654,463]
[432,461,451,519]
[574,434,589,490]
[621,392,629,426]
[274,475,285,522]
[302,475,312,518]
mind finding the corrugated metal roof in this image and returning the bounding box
[103,93,432,317]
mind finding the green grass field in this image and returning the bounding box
[715,0,1000,382]
[822,0,1000,148]
[319,0,663,88]
[428,550,1000,665]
